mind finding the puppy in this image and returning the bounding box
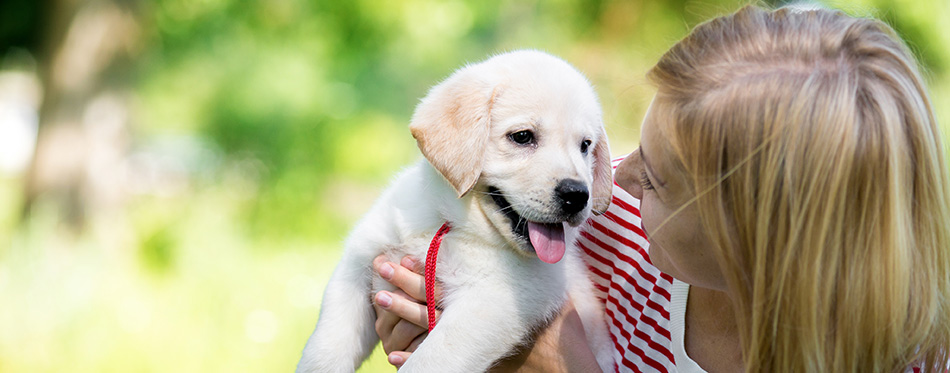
[297,50,614,372]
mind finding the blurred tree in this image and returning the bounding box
[19,0,142,230]
[0,0,41,55]
[5,0,945,245]
[131,0,950,245]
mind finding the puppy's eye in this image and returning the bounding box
[509,130,535,145]
[581,140,592,154]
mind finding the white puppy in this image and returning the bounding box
[297,50,614,372]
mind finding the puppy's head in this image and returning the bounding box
[410,50,611,263]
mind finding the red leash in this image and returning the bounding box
[424,222,452,332]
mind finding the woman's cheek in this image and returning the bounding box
[639,197,655,243]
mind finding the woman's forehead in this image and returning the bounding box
[639,99,674,166]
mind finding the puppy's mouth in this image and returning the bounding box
[488,186,566,264]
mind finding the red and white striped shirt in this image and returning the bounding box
[577,156,682,372]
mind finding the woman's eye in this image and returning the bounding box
[581,140,592,154]
[640,170,655,191]
[509,130,535,145]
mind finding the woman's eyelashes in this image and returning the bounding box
[640,170,655,191]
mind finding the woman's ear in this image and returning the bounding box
[591,127,613,215]
[409,69,499,197]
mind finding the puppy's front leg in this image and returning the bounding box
[297,254,378,373]
[397,288,553,372]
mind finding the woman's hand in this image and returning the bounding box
[371,255,441,368]
[372,254,602,372]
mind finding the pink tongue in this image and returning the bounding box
[528,222,566,264]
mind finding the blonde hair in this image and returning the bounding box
[648,5,950,372]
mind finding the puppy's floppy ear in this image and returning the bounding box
[410,68,498,197]
[591,127,613,215]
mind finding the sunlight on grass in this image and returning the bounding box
[0,177,395,372]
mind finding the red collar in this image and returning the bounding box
[424,222,452,332]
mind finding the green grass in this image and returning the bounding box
[0,179,394,372]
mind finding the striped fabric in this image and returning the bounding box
[578,156,677,372]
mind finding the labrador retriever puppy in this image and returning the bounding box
[297,50,614,372]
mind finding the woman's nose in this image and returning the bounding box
[615,151,643,200]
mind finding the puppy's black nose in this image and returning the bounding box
[556,179,589,215]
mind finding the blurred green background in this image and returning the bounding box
[0,0,947,371]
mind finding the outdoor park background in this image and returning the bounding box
[0,0,947,371]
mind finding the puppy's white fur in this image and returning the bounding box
[297,50,614,372]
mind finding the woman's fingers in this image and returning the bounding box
[373,292,401,345]
[400,255,424,274]
[385,333,426,369]
[373,254,445,307]
[374,255,425,301]
[406,333,426,352]
[401,255,446,304]
[380,314,427,353]
[371,253,445,368]
[392,319,427,350]
[374,289,431,329]
[387,351,412,368]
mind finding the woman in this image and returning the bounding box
[373,5,950,371]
